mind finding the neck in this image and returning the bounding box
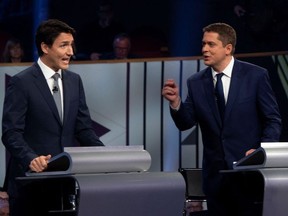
[213,56,232,72]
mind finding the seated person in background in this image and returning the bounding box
[0,188,9,216]
[0,190,8,200]
[1,38,25,63]
[76,0,125,60]
[186,201,203,212]
[99,33,140,60]
[186,200,208,216]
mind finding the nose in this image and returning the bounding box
[67,45,74,56]
[202,44,208,53]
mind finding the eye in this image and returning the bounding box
[208,42,215,47]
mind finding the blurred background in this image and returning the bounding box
[0,0,287,62]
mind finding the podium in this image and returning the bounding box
[16,146,186,216]
[221,142,288,216]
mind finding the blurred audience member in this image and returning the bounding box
[0,190,9,216]
[99,33,140,60]
[0,191,8,200]
[76,0,125,60]
[185,201,203,214]
[233,0,288,52]
[1,38,25,63]
[1,38,24,63]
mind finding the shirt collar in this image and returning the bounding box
[37,58,62,80]
[212,57,234,78]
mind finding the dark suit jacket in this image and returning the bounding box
[1,63,103,196]
[171,59,281,196]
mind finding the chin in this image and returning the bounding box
[60,64,69,70]
[203,60,211,66]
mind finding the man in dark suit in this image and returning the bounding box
[1,19,104,215]
[162,23,281,216]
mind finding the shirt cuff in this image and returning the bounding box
[170,97,181,111]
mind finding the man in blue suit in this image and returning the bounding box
[162,23,281,216]
[2,19,104,215]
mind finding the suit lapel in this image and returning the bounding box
[224,60,245,122]
[32,64,62,124]
[62,71,72,125]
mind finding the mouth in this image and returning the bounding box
[62,58,70,64]
[203,55,210,61]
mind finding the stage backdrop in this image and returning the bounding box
[0,54,287,187]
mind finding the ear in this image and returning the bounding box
[41,42,49,54]
[225,44,233,55]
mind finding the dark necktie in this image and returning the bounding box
[215,73,225,121]
[52,73,62,121]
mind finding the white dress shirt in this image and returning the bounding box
[37,58,64,114]
[212,57,234,103]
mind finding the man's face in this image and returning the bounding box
[114,38,130,59]
[202,31,232,71]
[41,33,74,71]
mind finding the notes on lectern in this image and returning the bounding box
[233,142,288,170]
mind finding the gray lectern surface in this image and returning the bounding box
[221,142,288,216]
[18,146,186,216]
[76,172,186,216]
[259,168,288,216]
[221,168,288,216]
[26,145,152,176]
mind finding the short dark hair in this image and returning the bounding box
[203,23,237,54]
[35,19,76,56]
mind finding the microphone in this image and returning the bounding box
[52,86,58,93]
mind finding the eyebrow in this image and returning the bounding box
[60,40,72,44]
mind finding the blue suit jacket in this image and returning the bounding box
[171,59,281,195]
[2,63,103,195]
